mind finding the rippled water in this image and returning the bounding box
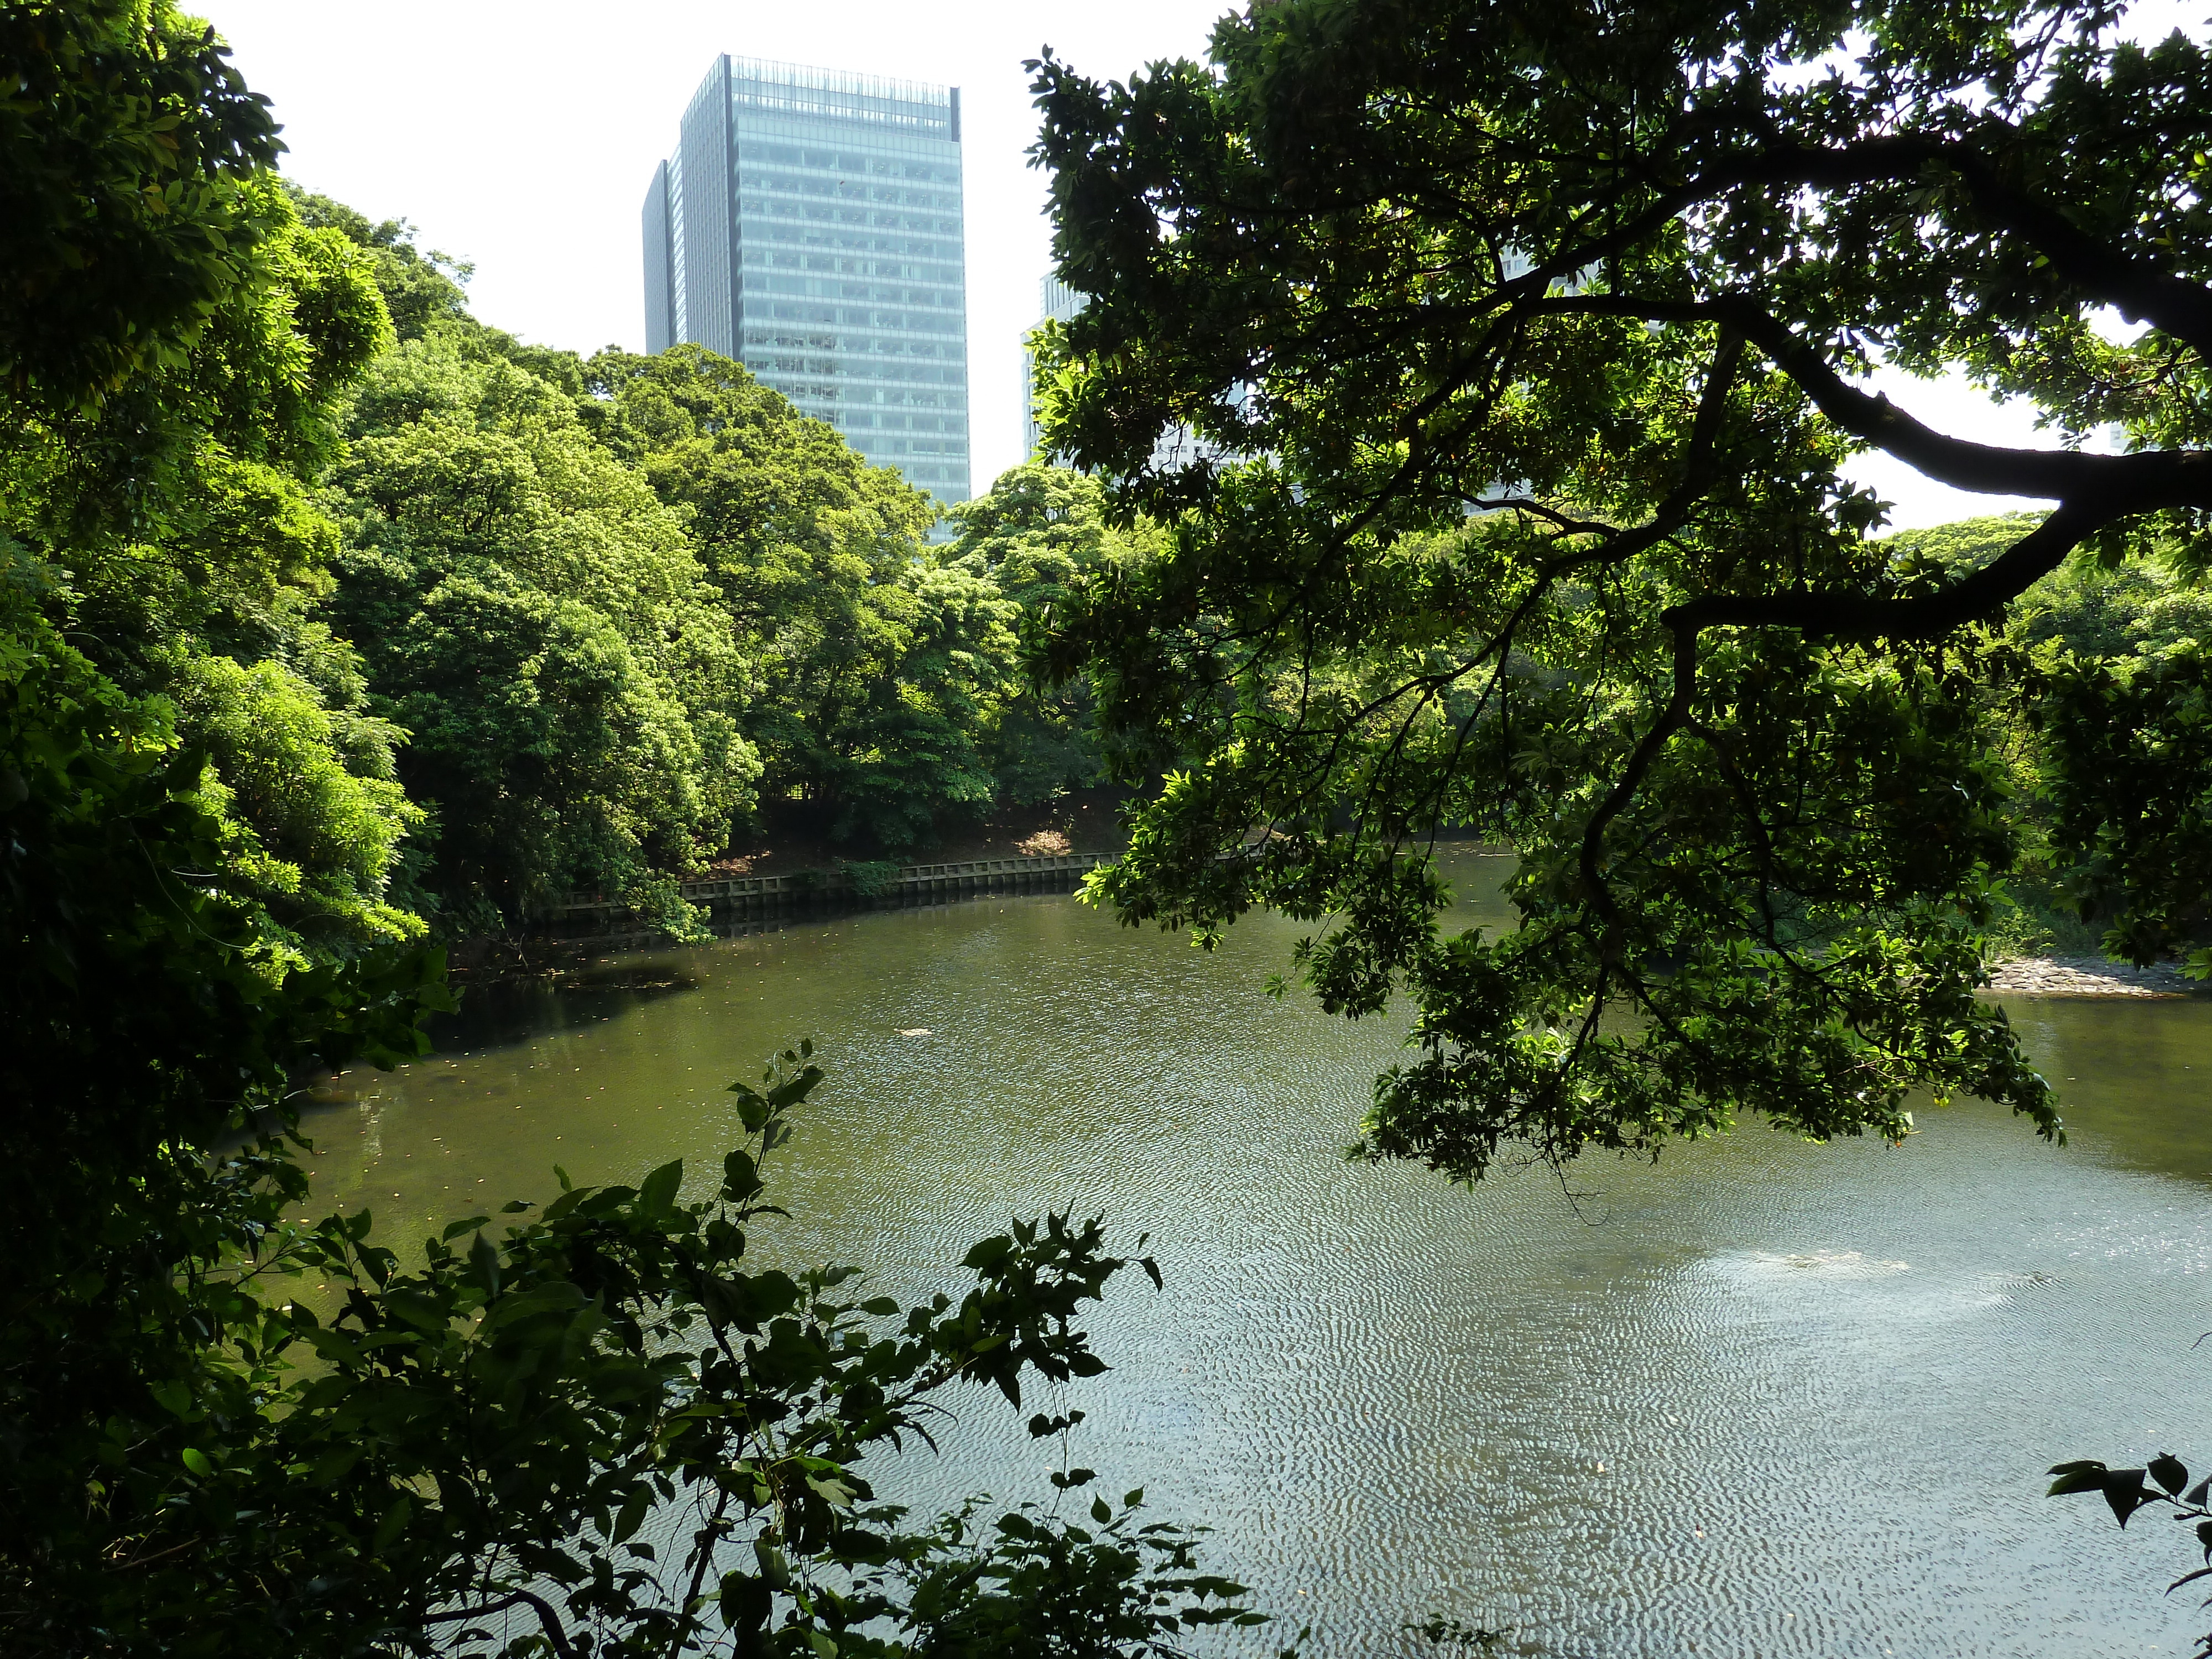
[305,854,2212,1657]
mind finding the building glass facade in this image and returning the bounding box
[1024,273,1234,472]
[643,56,971,508]
[1021,275,1082,458]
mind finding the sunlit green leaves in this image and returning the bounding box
[1022,0,2212,1185]
[0,1,283,408]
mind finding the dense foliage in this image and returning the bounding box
[3,113,1142,951]
[284,196,1131,926]
[1021,0,2212,1633]
[12,128,1133,956]
[1883,512,2212,958]
[0,0,284,400]
[0,8,1260,1657]
[2,138,418,958]
[585,348,1065,854]
[322,327,755,935]
[1027,0,2212,1177]
[944,465,1158,806]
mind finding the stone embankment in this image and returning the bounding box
[549,852,1117,931]
[1987,955,2200,998]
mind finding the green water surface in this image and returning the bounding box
[302,854,2212,1657]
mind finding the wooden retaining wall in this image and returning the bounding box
[547,852,1116,928]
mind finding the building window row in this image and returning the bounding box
[740,249,961,285]
[744,142,957,185]
[735,171,959,213]
[841,411,965,432]
[743,273,959,310]
[761,375,967,404]
[752,346,966,375]
[742,337,964,371]
[757,300,964,339]
[739,197,959,239]
[750,377,963,400]
[747,358,966,385]
[742,229,961,263]
[854,435,968,457]
[801,405,971,425]
[742,331,962,359]
[730,91,950,138]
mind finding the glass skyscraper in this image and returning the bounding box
[1021,275,1083,458]
[643,56,971,508]
[1024,273,1234,472]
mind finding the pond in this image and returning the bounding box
[305,853,2212,1657]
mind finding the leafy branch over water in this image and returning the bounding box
[2050,1452,2212,1658]
[23,1035,1286,1657]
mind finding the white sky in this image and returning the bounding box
[205,0,2205,528]
[207,1,1227,494]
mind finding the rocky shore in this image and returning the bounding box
[1986,954,2200,998]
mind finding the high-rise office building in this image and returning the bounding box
[643,56,971,508]
[1021,275,1083,458]
[1023,274,1234,472]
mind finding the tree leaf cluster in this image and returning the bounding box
[583,351,1137,853]
[9,115,1132,948]
[0,0,286,407]
[2049,1451,2212,1658]
[1025,0,2212,1185]
[12,1040,1261,1658]
[289,217,1138,916]
[2,125,418,963]
[317,327,759,935]
[1,20,1269,1657]
[1883,512,2212,961]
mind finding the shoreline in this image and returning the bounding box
[461,839,2200,1001]
[1986,954,2201,998]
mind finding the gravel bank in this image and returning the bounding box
[1986,955,2200,997]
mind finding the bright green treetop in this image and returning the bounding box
[593,347,1029,851]
[2,109,414,963]
[943,462,1156,804]
[0,0,286,406]
[321,334,756,932]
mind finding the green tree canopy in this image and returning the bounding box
[2,27,1266,1659]
[2,119,418,963]
[0,12,449,1634]
[943,463,1152,804]
[322,334,756,932]
[2,174,390,643]
[287,187,477,345]
[1027,0,2212,1185]
[593,347,1029,851]
[0,0,285,406]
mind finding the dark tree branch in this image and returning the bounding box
[1737,133,2212,360]
[1671,499,2107,639]
[421,1589,578,1659]
[1578,577,1702,939]
[1569,332,1750,929]
[1267,330,1749,865]
[1535,293,2212,511]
